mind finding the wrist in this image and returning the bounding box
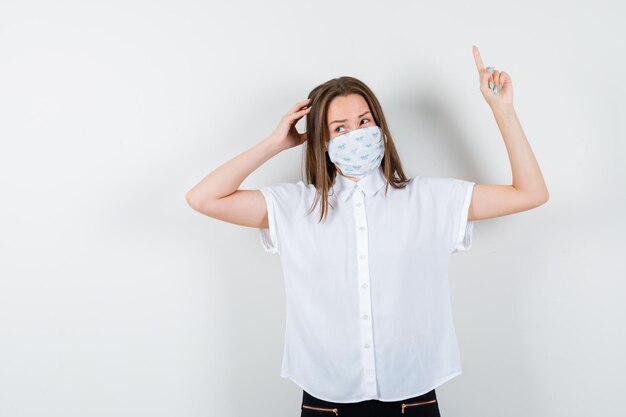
[262,135,286,155]
[491,103,516,116]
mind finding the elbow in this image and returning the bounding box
[540,186,550,204]
[533,190,550,207]
[186,191,203,211]
[186,192,220,217]
[514,185,549,208]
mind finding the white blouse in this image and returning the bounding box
[257,165,475,403]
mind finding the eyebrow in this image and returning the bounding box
[328,111,371,127]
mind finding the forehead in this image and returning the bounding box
[326,94,370,120]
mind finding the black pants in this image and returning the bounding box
[301,388,440,417]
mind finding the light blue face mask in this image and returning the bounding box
[328,125,384,179]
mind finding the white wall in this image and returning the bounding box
[1,1,625,416]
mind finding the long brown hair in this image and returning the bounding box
[303,76,410,223]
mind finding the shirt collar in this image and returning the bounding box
[331,166,387,202]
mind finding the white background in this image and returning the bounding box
[1,1,625,416]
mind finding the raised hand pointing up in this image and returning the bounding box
[472,45,514,109]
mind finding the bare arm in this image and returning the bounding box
[185,98,311,228]
[468,106,549,221]
[185,137,281,228]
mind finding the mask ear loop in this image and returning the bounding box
[377,125,386,147]
[379,126,387,170]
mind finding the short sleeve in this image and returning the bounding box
[257,181,304,255]
[449,179,476,254]
[419,176,476,254]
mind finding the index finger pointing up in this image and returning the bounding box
[472,45,485,72]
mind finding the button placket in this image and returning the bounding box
[352,186,378,397]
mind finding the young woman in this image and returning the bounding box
[186,45,549,417]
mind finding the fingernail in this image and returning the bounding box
[493,86,499,94]
[487,66,495,72]
[489,81,495,89]
[498,83,502,90]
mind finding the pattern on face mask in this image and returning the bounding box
[328,126,384,179]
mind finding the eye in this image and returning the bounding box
[334,119,371,134]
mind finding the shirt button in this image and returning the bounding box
[360,254,366,259]
[359,226,365,231]
[361,283,368,289]
[364,343,370,349]
[355,202,362,207]
[362,314,369,320]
